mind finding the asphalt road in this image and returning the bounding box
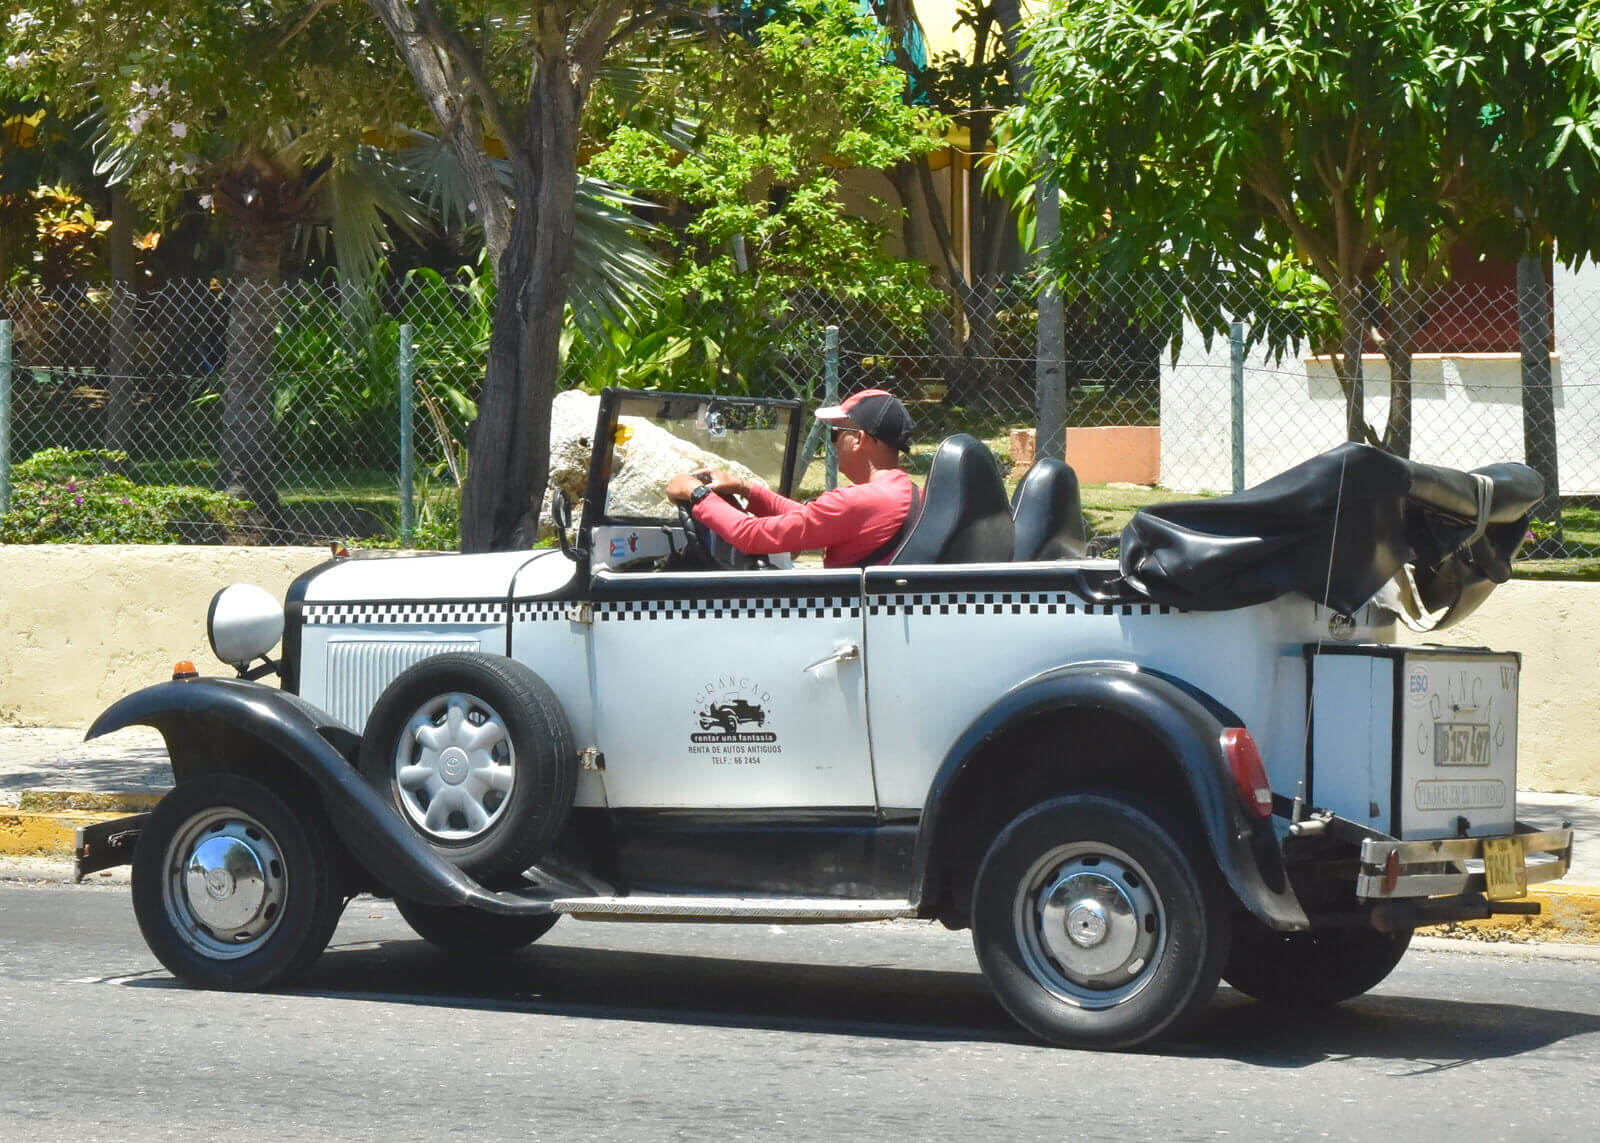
[3,878,1600,1143]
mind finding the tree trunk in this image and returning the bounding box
[1331,287,1371,445]
[458,51,580,552]
[104,186,138,475]
[1380,282,1420,459]
[1518,249,1563,554]
[221,223,286,534]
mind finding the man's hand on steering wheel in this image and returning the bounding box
[666,470,746,570]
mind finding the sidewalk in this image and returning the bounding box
[2,724,1596,941]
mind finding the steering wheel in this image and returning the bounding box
[676,476,763,570]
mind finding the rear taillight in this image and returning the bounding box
[1221,728,1274,819]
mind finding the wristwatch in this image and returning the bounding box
[688,484,713,508]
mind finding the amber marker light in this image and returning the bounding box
[172,660,198,681]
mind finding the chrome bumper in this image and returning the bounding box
[1356,824,1573,901]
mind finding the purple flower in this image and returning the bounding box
[121,497,130,505]
[65,482,76,492]
[74,496,83,505]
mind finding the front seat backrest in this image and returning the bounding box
[890,434,1014,564]
[1010,457,1088,560]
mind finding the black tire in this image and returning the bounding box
[131,773,346,991]
[1223,922,1413,1007]
[359,653,576,882]
[971,794,1229,1050]
[394,898,559,957]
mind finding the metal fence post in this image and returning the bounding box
[398,322,415,545]
[0,319,11,518]
[1229,320,1246,493]
[823,324,840,491]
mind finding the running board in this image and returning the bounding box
[554,896,919,922]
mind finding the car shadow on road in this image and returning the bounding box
[195,936,1600,1061]
[289,938,1029,1045]
[1170,988,1600,1068]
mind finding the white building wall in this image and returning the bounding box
[1160,270,1600,493]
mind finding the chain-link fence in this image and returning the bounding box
[2,271,1596,556]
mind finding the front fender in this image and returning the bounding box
[89,678,507,911]
[914,662,1309,931]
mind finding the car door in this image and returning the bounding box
[587,567,875,809]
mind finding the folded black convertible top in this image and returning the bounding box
[1118,443,1542,629]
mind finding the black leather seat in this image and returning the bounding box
[889,435,1014,564]
[1010,457,1088,560]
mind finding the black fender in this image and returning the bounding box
[913,662,1309,931]
[87,677,532,914]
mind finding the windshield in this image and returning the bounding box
[600,393,800,523]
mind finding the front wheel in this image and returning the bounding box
[971,794,1229,1050]
[131,773,346,990]
[1223,923,1412,1007]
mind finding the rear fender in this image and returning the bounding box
[88,677,501,910]
[915,662,1309,931]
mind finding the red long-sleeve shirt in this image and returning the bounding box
[691,469,916,568]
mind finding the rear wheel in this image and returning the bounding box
[394,898,558,957]
[131,773,345,990]
[1223,922,1412,1006]
[971,794,1228,1050]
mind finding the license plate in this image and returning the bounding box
[1483,837,1527,900]
[1433,722,1492,767]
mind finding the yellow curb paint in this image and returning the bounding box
[17,790,162,814]
[1422,885,1600,944]
[0,810,125,857]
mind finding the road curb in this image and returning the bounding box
[1420,884,1600,944]
[0,789,155,859]
[0,808,128,858]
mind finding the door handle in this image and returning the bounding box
[803,643,860,674]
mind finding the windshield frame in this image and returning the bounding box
[577,387,806,537]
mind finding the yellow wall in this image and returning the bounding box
[0,544,327,726]
[1397,581,1600,795]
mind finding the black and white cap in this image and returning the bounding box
[814,388,915,453]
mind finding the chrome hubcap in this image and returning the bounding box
[393,693,515,842]
[163,808,287,959]
[1015,845,1165,1008]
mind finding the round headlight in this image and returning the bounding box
[207,583,285,669]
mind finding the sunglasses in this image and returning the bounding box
[829,427,859,444]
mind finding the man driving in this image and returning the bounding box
[665,389,918,568]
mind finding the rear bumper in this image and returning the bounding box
[1357,823,1573,900]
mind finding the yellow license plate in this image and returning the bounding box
[1483,837,1527,900]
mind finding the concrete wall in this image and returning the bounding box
[0,545,327,726]
[1398,580,1600,796]
[2,545,1596,794]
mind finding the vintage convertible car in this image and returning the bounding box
[79,388,1575,1049]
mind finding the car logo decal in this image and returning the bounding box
[689,676,781,764]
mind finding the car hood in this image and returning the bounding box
[299,548,576,604]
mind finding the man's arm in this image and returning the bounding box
[691,484,868,556]
[696,470,802,519]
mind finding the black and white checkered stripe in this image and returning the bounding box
[593,597,861,622]
[512,600,572,622]
[301,601,506,626]
[867,593,1178,617]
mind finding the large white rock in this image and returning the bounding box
[540,390,761,534]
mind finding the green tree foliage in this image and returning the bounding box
[579,1,942,392]
[9,0,423,525]
[999,0,1600,456]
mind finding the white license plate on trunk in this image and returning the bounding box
[1399,651,1518,839]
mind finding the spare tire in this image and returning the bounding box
[358,652,576,882]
